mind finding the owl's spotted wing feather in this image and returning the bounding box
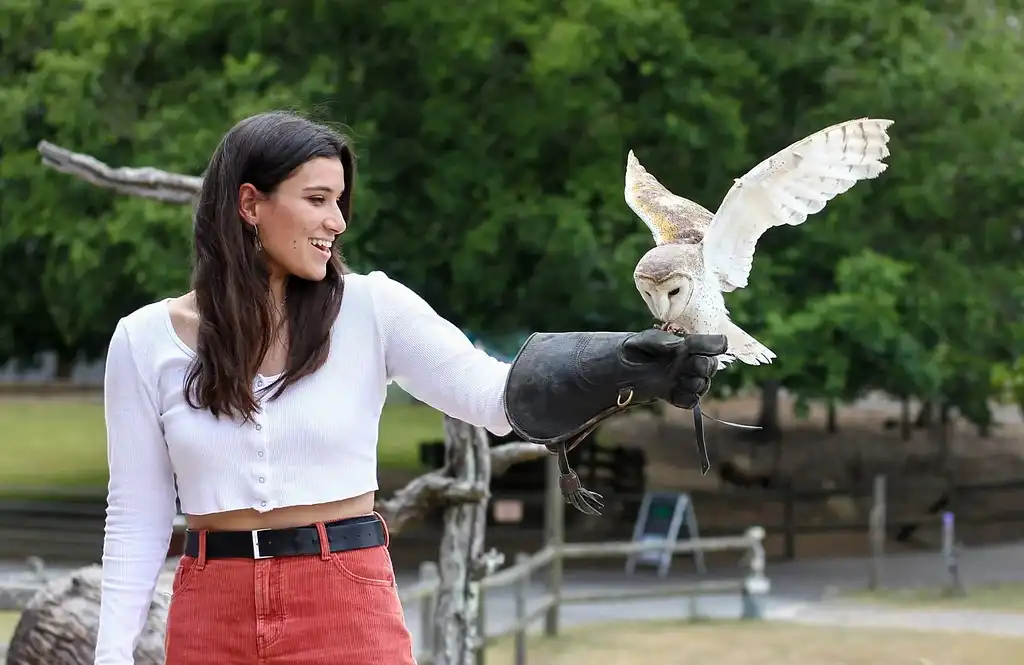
[625,150,713,246]
[703,118,894,292]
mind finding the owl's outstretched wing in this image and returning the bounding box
[625,150,713,246]
[703,118,893,292]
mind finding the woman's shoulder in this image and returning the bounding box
[111,295,183,358]
[118,297,175,333]
[343,269,388,288]
[345,269,425,306]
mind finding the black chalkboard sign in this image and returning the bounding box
[626,491,706,578]
[642,493,683,537]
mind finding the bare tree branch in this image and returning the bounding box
[37,141,202,204]
[490,441,548,476]
[374,472,481,533]
[376,442,548,533]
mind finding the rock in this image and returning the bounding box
[822,480,859,521]
[7,565,171,665]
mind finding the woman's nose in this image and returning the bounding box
[324,211,346,234]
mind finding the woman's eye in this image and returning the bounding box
[309,196,325,205]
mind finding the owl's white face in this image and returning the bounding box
[635,273,694,323]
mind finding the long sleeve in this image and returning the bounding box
[366,271,513,436]
[94,320,178,665]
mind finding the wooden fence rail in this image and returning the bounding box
[5,474,1024,565]
[6,474,1024,563]
[397,527,768,665]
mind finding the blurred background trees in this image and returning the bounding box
[1,0,1022,434]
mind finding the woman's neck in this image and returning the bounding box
[268,274,288,332]
[269,273,286,306]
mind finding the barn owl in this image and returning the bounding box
[627,118,894,367]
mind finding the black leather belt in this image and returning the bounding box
[184,514,386,560]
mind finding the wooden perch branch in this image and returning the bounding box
[375,473,483,532]
[37,140,202,203]
[490,441,549,476]
[376,442,548,533]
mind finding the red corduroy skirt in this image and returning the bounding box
[164,514,417,665]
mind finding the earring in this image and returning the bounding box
[253,226,263,252]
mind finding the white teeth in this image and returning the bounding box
[310,239,332,248]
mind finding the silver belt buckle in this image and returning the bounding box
[251,528,271,559]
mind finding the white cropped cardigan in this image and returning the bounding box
[94,270,513,664]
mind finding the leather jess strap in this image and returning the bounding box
[184,515,386,560]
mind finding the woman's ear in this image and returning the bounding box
[238,183,261,227]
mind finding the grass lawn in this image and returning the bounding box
[485,619,1023,665]
[0,610,17,645]
[0,397,443,494]
[842,583,1024,612]
[3,615,1017,663]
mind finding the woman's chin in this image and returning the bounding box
[292,265,329,282]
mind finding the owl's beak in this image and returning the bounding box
[653,293,671,321]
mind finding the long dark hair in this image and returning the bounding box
[184,110,356,422]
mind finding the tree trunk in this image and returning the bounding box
[6,565,171,665]
[757,380,782,440]
[54,348,75,380]
[900,398,912,441]
[826,400,838,434]
[914,400,934,428]
[431,416,501,665]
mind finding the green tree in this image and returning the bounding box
[2,0,1021,434]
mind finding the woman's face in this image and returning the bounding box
[239,156,347,282]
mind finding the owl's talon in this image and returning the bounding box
[657,322,685,336]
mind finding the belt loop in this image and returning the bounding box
[196,530,208,570]
[372,511,390,548]
[315,521,331,560]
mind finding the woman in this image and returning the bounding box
[94,110,726,665]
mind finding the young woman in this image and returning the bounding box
[94,110,725,665]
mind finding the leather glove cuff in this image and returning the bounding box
[502,331,664,446]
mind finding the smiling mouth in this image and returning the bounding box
[310,239,332,258]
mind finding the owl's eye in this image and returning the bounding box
[668,288,680,297]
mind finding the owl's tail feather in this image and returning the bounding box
[722,320,776,366]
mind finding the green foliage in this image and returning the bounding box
[1,0,1021,426]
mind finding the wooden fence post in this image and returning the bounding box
[740,527,769,620]
[513,552,530,665]
[868,474,887,590]
[941,511,966,597]
[782,482,795,560]
[419,561,439,658]
[543,453,564,636]
[476,589,488,665]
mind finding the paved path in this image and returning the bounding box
[786,600,1024,637]
[393,540,1024,652]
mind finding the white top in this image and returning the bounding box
[94,270,513,665]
